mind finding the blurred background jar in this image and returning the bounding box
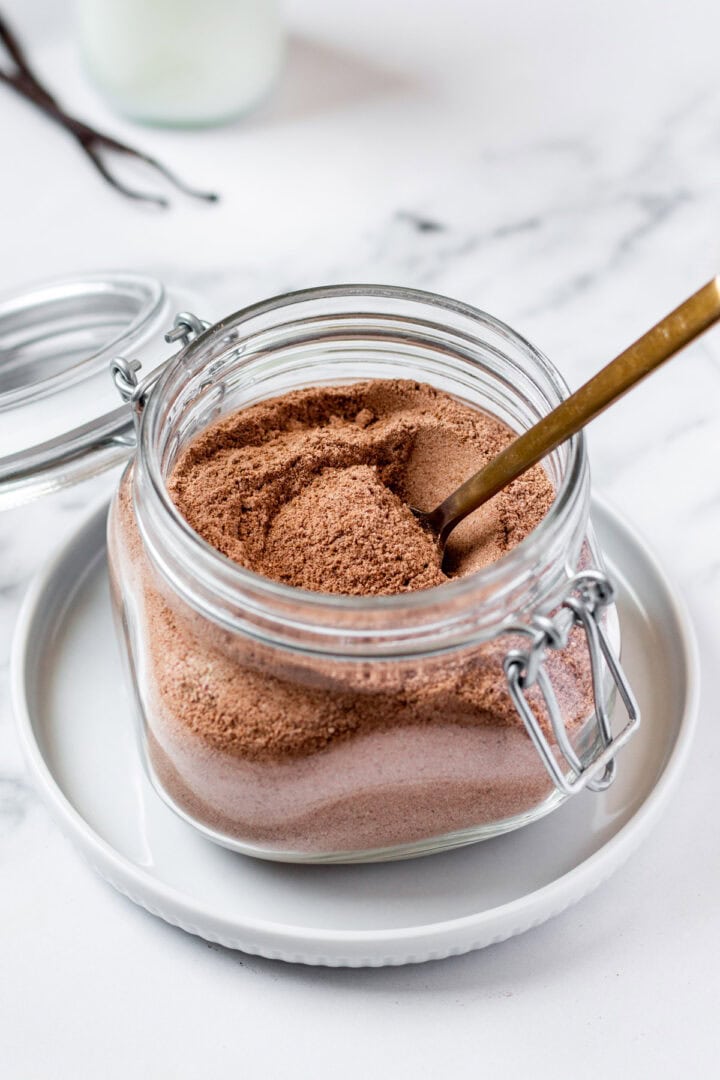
[76,0,285,126]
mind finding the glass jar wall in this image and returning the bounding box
[107,286,620,862]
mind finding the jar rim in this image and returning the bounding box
[137,284,588,643]
[0,271,168,509]
[0,270,165,412]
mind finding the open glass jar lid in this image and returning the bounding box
[0,271,205,509]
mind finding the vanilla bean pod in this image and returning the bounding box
[0,11,219,208]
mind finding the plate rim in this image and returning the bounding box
[10,495,701,965]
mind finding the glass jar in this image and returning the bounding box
[76,0,285,127]
[106,286,638,863]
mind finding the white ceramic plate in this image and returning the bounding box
[11,499,699,967]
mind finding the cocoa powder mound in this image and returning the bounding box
[168,379,554,594]
[263,465,445,594]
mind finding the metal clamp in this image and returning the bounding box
[503,570,640,797]
[110,311,210,427]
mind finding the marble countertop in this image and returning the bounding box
[2,0,719,1075]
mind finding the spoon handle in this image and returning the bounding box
[430,277,720,540]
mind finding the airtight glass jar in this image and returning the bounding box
[107,286,638,863]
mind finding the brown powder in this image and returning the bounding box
[109,379,598,853]
[141,377,594,766]
[168,379,553,593]
[263,465,445,594]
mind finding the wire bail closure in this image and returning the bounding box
[111,311,210,428]
[504,570,640,797]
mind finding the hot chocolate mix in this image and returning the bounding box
[168,379,553,593]
[110,380,594,854]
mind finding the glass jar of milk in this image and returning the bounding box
[76,0,284,126]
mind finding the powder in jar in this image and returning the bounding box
[168,379,553,594]
[109,379,595,855]
[262,464,445,594]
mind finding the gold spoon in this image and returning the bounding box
[414,277,720,552]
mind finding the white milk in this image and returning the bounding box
[76,0,284,126]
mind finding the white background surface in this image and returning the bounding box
[1,0,719,1076]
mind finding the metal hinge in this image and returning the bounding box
[110,311,210,428]
[503,570,640,796]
